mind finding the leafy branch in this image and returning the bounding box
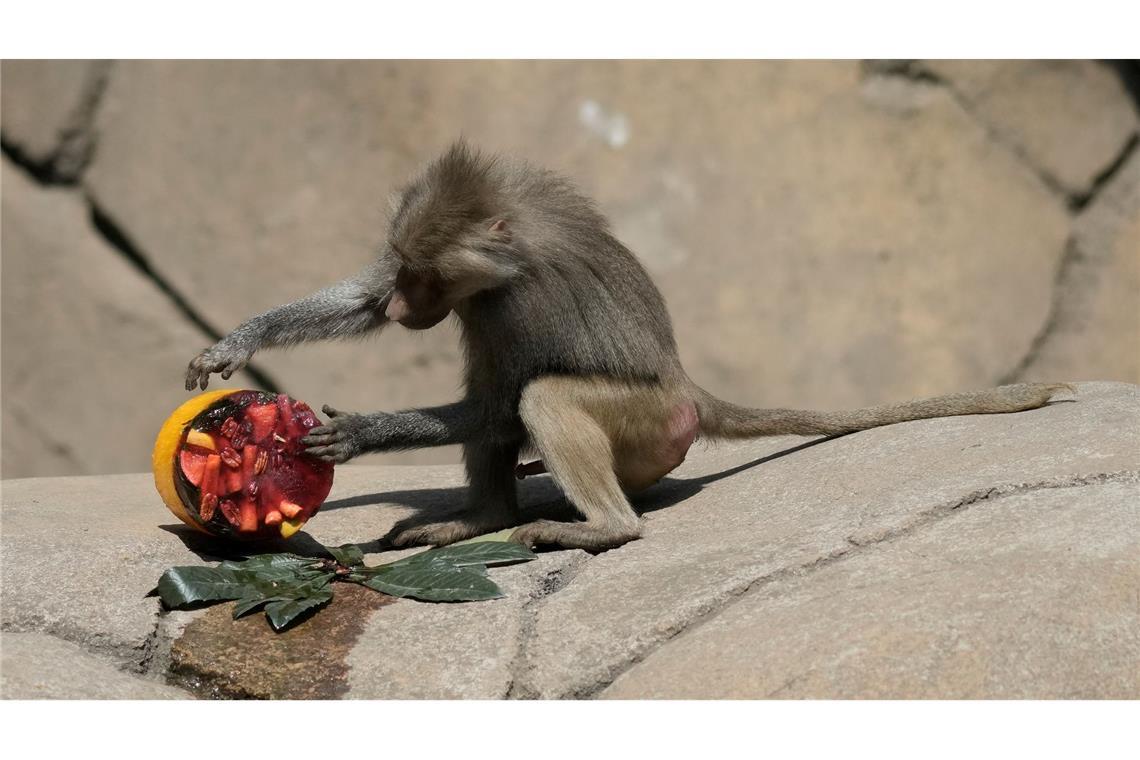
[154,540,537,631]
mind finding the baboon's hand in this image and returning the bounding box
[301,405,366,464]
[185,341,252,391]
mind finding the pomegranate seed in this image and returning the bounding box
[200,493,218,521]
[219,447,242,468]
[220,417,239,438]
[254,449,269,475]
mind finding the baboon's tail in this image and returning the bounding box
[690,382,1075,440]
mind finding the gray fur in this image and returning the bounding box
[185,258,397,389]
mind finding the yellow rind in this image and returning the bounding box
[152,389,237,533]
[280,518,304,539]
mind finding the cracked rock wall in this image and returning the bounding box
[3,60,1138,478]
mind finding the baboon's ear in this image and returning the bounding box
[489,219,508,233]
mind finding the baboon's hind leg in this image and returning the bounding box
[515,382,700,494]
[512,378,641,551]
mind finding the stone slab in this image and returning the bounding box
[925,60,1139,197]
[1,632,192,699]
[0,60,101,169]
[1,382,1135,699]
[515,382,1139,697]
[0,453,560,673]
[0,159,256,478]
[84,60,1070,457]
[1020,151,1140,386]
[603,480,1140,698]
[345,550,588,699]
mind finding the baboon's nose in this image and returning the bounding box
[385,290,410,322]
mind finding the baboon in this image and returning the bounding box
[186,142,1072,551]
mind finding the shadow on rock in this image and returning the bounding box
[319,435,838,550]
[160,523,335,561]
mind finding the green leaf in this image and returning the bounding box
[327,544,365,568]
[232,596,290,619]
[387,541,536,570]
[264,589,333,631]
[218,554,317,573]
[157,566,256,607]
[362,566,504,602]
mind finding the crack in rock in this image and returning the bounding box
[3,60,283,395]
[2,599,165,680]
[1069,131,1139,211]
[999,239,1080,385]
[0,60,112,185]
[862,60,1139,209]
[506,552,589,699]
[999,132,1138,385]
[85,199,284,393]
[863,59,1139,388]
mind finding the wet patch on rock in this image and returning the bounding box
[169,583,394,699]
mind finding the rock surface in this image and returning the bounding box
[83,60,1071,418]
[2,381,1136,699]
[1018,150,1140,386]
[0,59,106,177]
[1,632,192,699]
[923,60,1139,198]
[0,159,255,478]
[2,60,1137,478]
[602,480,1139,698]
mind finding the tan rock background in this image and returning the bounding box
[3,60,1138,478]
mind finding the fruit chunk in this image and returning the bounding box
[179,449,208,486]
[152,390,335,540]
[246,403,279,441]
[278,501,303,519]
[186,429,216,450]
[238,497,258,533]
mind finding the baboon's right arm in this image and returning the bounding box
[301,400,482,463]
[185,257,397,390]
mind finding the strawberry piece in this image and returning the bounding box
[238,497,258,533]
[275,394,294,434]
[241,444,258,473]
[240,444,258,495]
[200,454,222,498]
[246,402,279,442]
[223,466,243,495]
[179,449,208,486]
